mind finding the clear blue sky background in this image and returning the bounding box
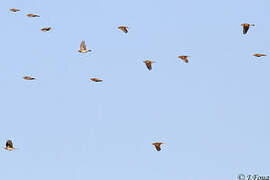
[1,0,270,179]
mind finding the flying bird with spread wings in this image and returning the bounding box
[23,76,35,80]
[4,140,16,151]
[41,27,52,32]
[152,142,164,151]
[178,55,190,63]
[90,78,103,82]
[27,14,40,17]
[143,60,155,71]
[118,26,129,33]
[241,23,255,35]
[9,8,20,12]
[253,53,267,57]
[78,41,91,53]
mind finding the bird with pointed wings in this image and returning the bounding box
[23,76,35,80]
[178,55,190,63]
[152,142,164,151]
[118,26,129,33]
[241,23,254,35]
[253,53,266,57]
[27,14,40,17]
[5,140,15,151]
[90,78,103,82]
[9,8,20,12]
[41,27,52,32]
[78,40,91,53]
[143,60,155,71]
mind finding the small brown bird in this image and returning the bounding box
[27,14,40,17]
[152,142,164,151]
[253,53,267,57]
[9,8,20,12]
[178,55,190,63]
[79,40,91,53]
[90,78,103,82]
[241,23,255,34]
[23,76,35,80]
[41,27,51,32]
[143,60,155,71]
[5,140,15,151]
[118,26,128,33]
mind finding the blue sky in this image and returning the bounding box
[0,0,270,179]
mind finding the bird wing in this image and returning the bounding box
[6,140,13,148]
[243,25,249,34]
[42,27,50,31]
[122,27,128,33]
[119,26,128,33]
[155,145,161,151]
[183,57,188,63]
[179,56,188,63]
[146,62,152,70]
[80,41,87,50]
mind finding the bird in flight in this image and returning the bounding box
[143,60,155,71]
[79,40,91,53]
[178,55,190,63]
[9,8,20,12]
[41,27,52,32]
[152,142,164,151]
[118,26,129,33]
[27,14,40,17]
[23,76,35,80]
[90,78,103,82]
[4,140,16,151]
[241,23,255,34]
[253,53,267,57]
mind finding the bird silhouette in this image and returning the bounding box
[178,55,190,63]
[79,40,91,53]
[41,27,52,32]
[253,53,267,57]
[27,14,40,17]
[143,60,155,71]
[9,8,20,12]
[118,26,128,33]
[90,78,103,82]
[4,140,16,151]
[23,76,35,80]
[241,23,255,34]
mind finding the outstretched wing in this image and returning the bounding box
[10,9,20,12]
[6,140,13,148]
[91,78,102,82]
[122,27,128,33]
[119,26,128,33]
[80,41,87,51]
[254,54,266,57]
[41,27,51,31]
[179,56,188,63]
[23,76,35,80]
